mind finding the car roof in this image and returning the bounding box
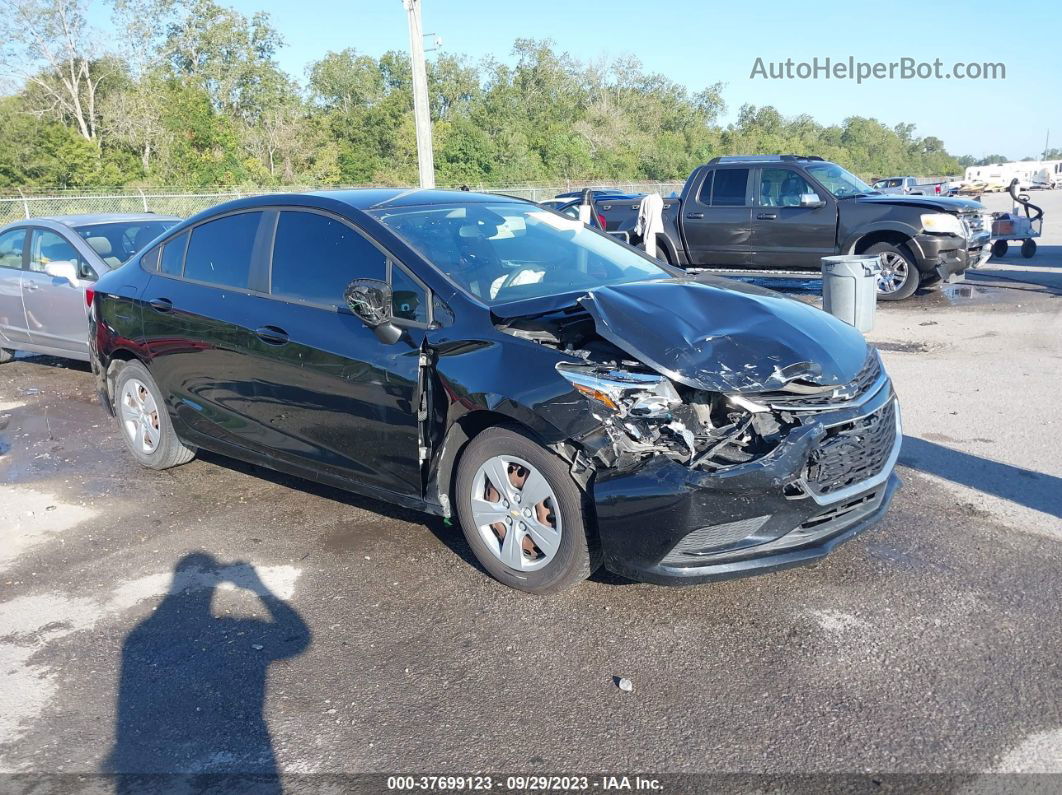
[305,188,527,209]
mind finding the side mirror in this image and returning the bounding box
[43,260,79,286]
[800,193,825,209]
[344,278,401,344]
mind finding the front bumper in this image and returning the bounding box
[592,385,901,586]
[913,230,991,279]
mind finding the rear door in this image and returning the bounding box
[140,211,272,451]
[22,228,97,356]
[750,167,838,269]
[0,228,30,347]
[240,208,426,496]
[680,167,753,266]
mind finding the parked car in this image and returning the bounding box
[0,213,179,363]
[871,176,948,196]
[595,155,991,301]
[89,190,901,594]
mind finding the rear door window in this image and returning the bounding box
[184,212,262,289]
[270,210,387,306]
[709,169,750,206]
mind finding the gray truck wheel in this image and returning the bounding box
[865,243,920,301]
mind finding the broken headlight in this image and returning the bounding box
[556,361,680,418]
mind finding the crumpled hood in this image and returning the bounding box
[577,278,868,394]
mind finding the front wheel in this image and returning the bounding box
[864,242,920,301]
[113,360,196,470]
[455,426,600,594]
[1021,239,1037,258]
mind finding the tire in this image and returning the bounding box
[992,239,1008,258]
[113,360,195,470]
[0,348,14,364]
[1021,239,1036,258]
[864,242,920,301]
[454,426,600,594]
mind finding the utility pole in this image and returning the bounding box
[403,0,435,188]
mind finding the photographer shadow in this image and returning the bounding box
[102,553,311,792]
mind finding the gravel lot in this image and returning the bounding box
[1,191,1061,784]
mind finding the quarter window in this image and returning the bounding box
[697,171,715,204]
[141,245,161,272]
[160,232,189,277]
[0,229,26,270]
[184,212,262,289]
[270,211,386,306]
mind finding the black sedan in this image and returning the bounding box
[89,189,901,593]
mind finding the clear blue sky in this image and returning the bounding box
[103,0,1062,159]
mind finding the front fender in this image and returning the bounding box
[423,333,600,514]
[842,221,922,257]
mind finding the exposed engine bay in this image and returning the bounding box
[496,306,824,472]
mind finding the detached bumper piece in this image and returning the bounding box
[593,383,902,586]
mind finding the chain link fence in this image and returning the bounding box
[0,181,687,225]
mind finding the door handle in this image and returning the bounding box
[686,212,704,219]
[756,212,778,220]
[149,297,172,313]
[23,281,39,291]
[255,326,289,345]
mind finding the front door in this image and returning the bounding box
[0,228,29,347]
[238,209,426,497]
[680,167,753,266]
[750,168,838,269]
[23,228,95,355]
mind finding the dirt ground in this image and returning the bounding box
[1,191,1061,785]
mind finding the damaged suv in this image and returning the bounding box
[89,190,901,593]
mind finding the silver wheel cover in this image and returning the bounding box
[470,454,563,572]
[119,378,161,454]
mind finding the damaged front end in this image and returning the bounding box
[496,278,902,585]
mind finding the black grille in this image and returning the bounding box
[805,400,897,496]
[761,350,882,410]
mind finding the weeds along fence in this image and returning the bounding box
[0,181,687,224]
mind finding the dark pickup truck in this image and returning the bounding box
[596,155,991,300]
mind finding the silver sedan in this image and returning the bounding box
[0,213,179,362]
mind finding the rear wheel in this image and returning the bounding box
[455,426,599,594]
[113,360,195,470]
[865,242,920,301]
[0,348,14,364]
[992,239,1008,258]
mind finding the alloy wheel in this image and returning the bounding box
[876,253,909,294]
[119,378,161,454]
[470,455,562,572]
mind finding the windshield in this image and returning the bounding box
[72,220,177,262]
[371,203,670,305]
[806,164,877,198]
